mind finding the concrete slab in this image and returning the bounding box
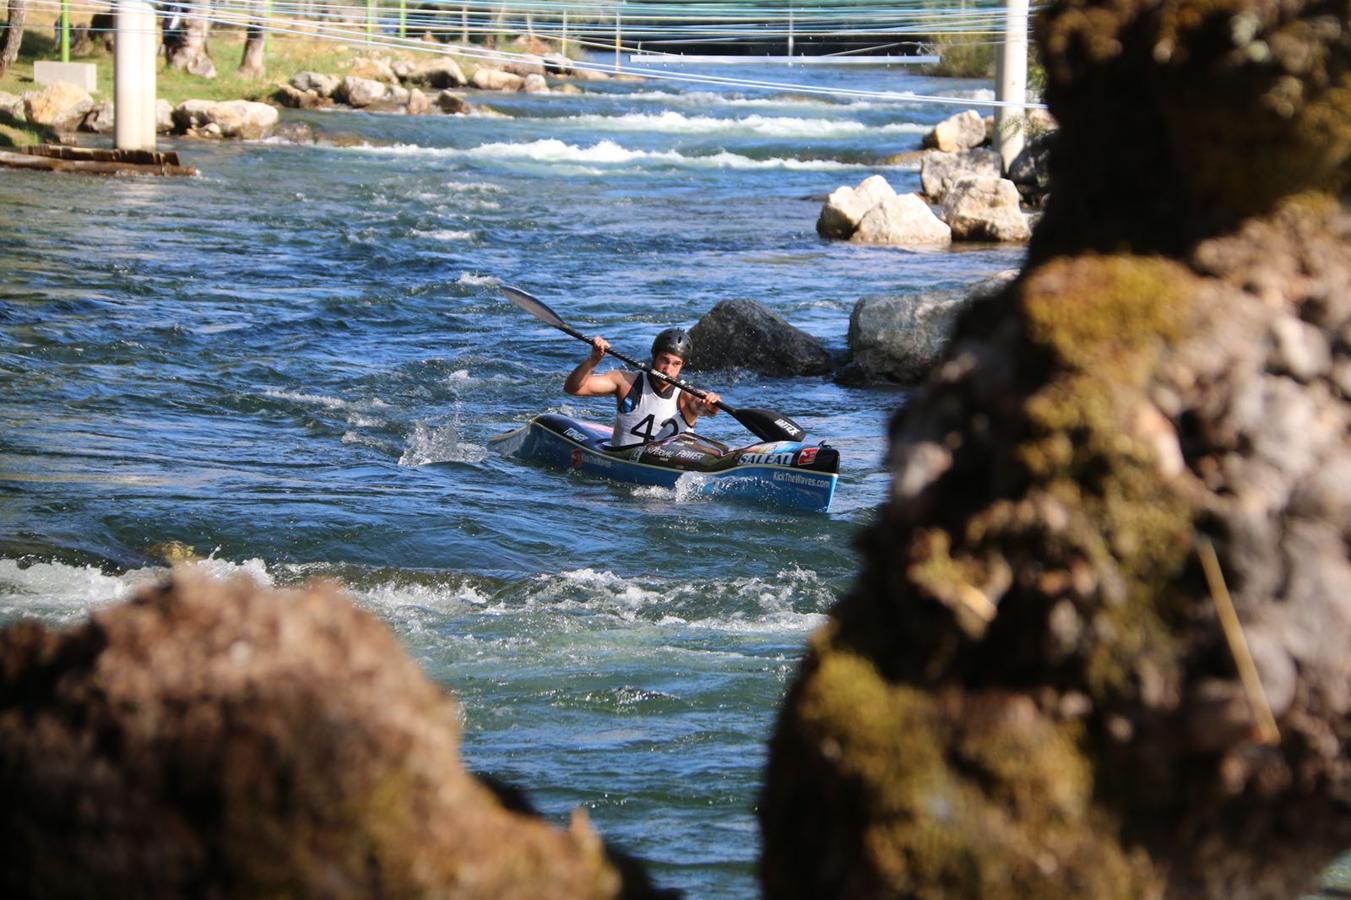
[34,61,98,92]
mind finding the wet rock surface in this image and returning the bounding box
[838,272,1017,385]
[689,299,834,376]
[0,569,670,899]
[761,0,1351,894]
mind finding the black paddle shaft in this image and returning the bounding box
[501,286,807,443]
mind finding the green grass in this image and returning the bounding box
[1,20,368,104]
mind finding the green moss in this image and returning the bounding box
[1008,257,1200,697]
[794,651,1157,898]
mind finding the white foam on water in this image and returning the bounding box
[263,388,348,410]
[456,272,499,286]
[559,110,929,139]
[442,180,505,193]
[411,228,475,242]
[500,565,834,635]
[341,430,394,452]
[350,139,870,171]
[0,556,273,626]
[620,90,833,108]
[345,411,385,428]
[398,421,488,466]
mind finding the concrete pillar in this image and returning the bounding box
[994,0,1029,173]
[114,0,157,152]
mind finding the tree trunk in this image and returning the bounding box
[163,1,216,78]
[0,0,29,79]
[238,15,264,78]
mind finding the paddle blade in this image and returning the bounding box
[502,285,567,331]
[726,406,807,443]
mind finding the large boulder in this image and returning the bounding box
[940,175,1032,242]
[173,99,278,139]
[470,67,525,92]
[688,299,834,376]
[22,82,93,131]
[0,568,668,898]
[922,109,988,152]
[761,0,1351,893]
[816,174,896,239]
[838,272,1017,385]
[522,73,550,94]
[851,193,952,247]
[920,147,1003,203]
[403,57,468,88]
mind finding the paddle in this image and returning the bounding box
[501,285,807,444]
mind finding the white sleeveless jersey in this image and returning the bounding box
[612,372,688,446]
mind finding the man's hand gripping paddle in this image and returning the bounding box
[501,285,807,444]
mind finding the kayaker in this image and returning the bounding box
[564,328,721,446]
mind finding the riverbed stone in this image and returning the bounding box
[522,73,550,94]
[291,70,340,98]
[406,87,431,115]
[0,567,668,898]
[852,193,952,246]
[173,99,278,139]
[816,174,897,239]
[349,55,398,84]
[543,53,574,75]
[155,98,174,134]
[920,147,1003,203]
[940,175,1032,242]
[274,84,323,109]
[923,109,987,152]
[503,55,546,77]
[470,67,525,92]
[80,100,115,133]
[688,299,834,376]
[339,75,393,108]
[403,56,468,88]
[1008,131,1053,206]
[436,90,471,114]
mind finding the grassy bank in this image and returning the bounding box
[1,16,387,105]
[0,9,556,108]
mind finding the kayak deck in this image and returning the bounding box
[489,413,839,512]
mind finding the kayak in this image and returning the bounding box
[489,413,840,512]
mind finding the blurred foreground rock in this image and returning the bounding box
[762,0,1351,895]
[0,568,670,899]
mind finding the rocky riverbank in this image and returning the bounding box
[0,43,624,145]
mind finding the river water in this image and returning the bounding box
[1,58,1024,896]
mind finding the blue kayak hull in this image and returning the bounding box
[489,414,838,513]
